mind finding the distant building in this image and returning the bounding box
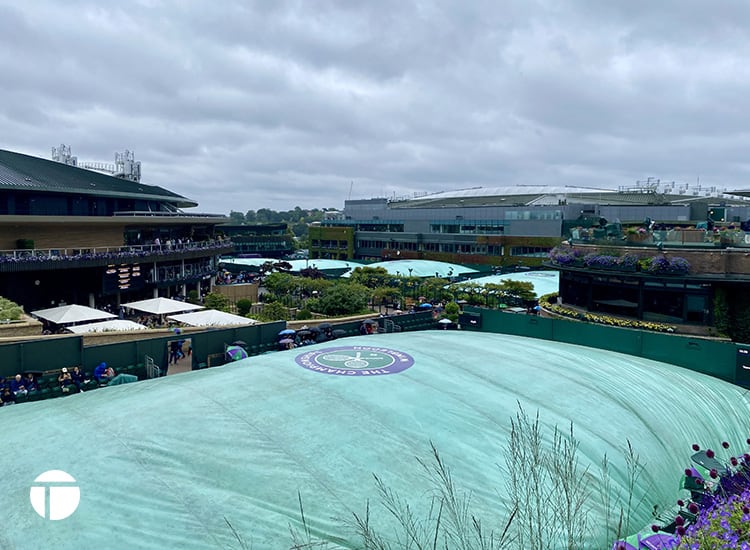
[0,148,232,311]
[218,223,294,259]
[311,184,750,267]
[309,183,750,334]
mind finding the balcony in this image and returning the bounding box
[569,226,750,249]
[0,240,235,273]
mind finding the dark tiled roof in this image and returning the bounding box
[0,149,198,207]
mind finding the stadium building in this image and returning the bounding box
[310,182,750,332]
[0,148,232,311]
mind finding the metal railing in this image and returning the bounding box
[0,239,234,265]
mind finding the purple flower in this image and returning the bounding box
[706,449,715,458]
[651,524,660,533]
[675,515,684,526]
[722,441,730,449]
[693,443,700,451]
[688,502,699,514]
[710,469,718,479]
[677,499,684,507]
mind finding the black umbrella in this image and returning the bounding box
[231,340,248,348]
[332,329,347,338]
[296,329,312,336]
[318,322,333,330]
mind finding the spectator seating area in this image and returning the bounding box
[0,364,148,405]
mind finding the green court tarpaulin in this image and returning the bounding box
[0,331,747,548]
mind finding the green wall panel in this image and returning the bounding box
[464,306,738,385]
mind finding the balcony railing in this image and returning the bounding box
[0,240,234,272]
[569,228,750,248]
[113,211,227,218]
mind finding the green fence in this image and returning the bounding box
[0,321,286,379]
[0,312,441,381]
[463,306,740,385]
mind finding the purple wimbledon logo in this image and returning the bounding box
[296,346,415,376]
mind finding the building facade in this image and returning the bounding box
[310,185,750,269]
[0,149,233,311]
[218,223,295,258]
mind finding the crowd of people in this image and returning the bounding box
[215,270,257,285]
[0,363,116,406]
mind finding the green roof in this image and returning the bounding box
[0,149,197,207]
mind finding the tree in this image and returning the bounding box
[311,282,370,316]
[371,286,401,309]
[255,301,289,322]
[236,298,253,317]
[443,301,460,323]
[349,266,392,289]
[228,211,246,224]
[299,267,325,279]
[500,280,537,306]
[262,272,297,300]
[419,277,451,302]
[203,292,230,312]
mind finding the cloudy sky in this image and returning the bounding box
[1,1,749,215]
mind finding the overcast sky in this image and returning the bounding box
[1,1,749,215]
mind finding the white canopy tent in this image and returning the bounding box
[122,297,204,315]
[31,304,117,325]
[167,309,256,327]
[66,319,149,334]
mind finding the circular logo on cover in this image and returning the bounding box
[296,346,415,376]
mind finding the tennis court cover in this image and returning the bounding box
[1,331,746,548]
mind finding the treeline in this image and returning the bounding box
[227,207,334,237]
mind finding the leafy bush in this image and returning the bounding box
[203,292,230,312]
[310,282,370,316]
[548,247,585,266]
[295,309,312,320]
[186,290,200,305]
[254,301,289,322]
[443,301,460,323]
[0,297,23,320]
[235,298,253,316]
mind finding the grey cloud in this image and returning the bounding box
[1,0,749,214]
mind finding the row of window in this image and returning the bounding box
[430,222,505,234]
[0,192,167,216]
[509,246,552,257]
[310,240,349,249]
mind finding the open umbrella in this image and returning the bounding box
[317,322,333,330]
[438,318,452,324]
[231,340,248,348]
[418,303,433,309]
[332,329,347,338]
[278,328,296,337]
[279,338,294,345]
[225,345,248,362]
